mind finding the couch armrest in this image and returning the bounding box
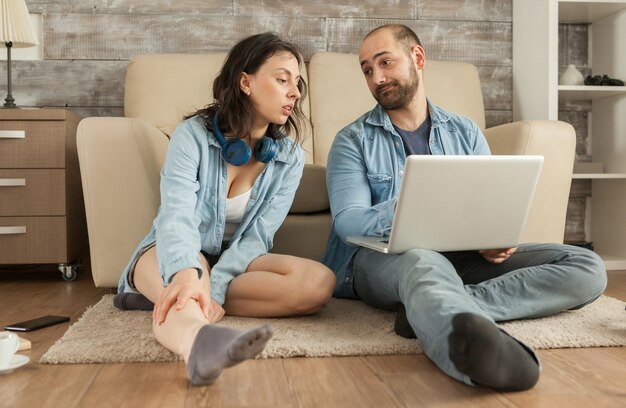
[77,117,169,287]
[290,163,329,213]
[484,120,576,244]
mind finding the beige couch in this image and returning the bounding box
[77,52,576,288]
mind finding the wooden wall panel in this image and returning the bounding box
[558,25,568,71]
[23,3,516,116]
[560,99,591,112]
[326,19,511,66]
[477,66,511,110]
[564,197,587,243]
[417,0,511,22]
[565,180,591,243]
[570,180,592,198]
[43,14,326,61]
[235,0,414,18]
[485,110,512,128]
[71,107,125,120]
[562,24,589,68]
[1,61,126,107]
[559,110,590,162]
[25,0,231,14]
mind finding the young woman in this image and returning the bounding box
[114,33,336,385]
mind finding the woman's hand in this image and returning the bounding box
[479,247,517,264]
[206,299,225,324]
[153,268,223,325]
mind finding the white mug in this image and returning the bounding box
[0,331,19,368]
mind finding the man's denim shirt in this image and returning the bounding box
[118,116,304,305]
[322,100,491,298]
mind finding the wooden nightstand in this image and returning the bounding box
[0,109,87,280]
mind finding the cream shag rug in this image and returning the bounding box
[40,294,626,364]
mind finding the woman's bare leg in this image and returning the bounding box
[223,254,336,317]
[133,246,210,360]
[132,246,273,385]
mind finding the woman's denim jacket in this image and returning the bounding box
[118,116,304,305]
[322,100,491,298]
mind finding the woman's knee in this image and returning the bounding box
[290,262,336,314]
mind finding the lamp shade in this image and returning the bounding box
[0,0,38,48]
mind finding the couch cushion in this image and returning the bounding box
[308,52,485,165]
[290,164,328,213]
[273,213,332,261]
[124,54,314,163]
[423,60,485,130]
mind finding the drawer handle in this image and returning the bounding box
[0,226,27,234]
[0,130,25,139]
[0,178,26,186]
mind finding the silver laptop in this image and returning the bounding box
[347,155,544,253]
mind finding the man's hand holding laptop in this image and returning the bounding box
[479,247,517,264]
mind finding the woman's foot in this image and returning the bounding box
[187,324,273,385]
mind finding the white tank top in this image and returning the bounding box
[223,188,252,242]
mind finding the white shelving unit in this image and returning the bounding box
[558,85,626,101]
[514,0,626,269]
[572,173,626,179]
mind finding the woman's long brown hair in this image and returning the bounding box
[186,32,308,146]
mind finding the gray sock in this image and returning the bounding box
[113,293,154,311]
[187,324,273,386]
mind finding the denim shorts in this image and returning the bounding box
[201,249,222,268]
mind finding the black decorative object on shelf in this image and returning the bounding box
[601,75,624,86]
[584,75,602,85]
[584,74,624,86]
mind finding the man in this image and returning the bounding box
[322,24,607,391]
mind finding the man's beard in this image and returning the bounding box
[374,66,419,110]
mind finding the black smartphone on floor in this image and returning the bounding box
[4,315,70,332]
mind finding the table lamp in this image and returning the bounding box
[0,0,38,108]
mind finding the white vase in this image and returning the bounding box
[559,64,584,85]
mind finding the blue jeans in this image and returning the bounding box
[352,243,607,385]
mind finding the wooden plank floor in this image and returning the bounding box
[1,261,625,408]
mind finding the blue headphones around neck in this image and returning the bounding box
[212,113,278,166]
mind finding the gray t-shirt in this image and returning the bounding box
[393,115,432,156]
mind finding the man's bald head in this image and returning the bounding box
[363,24,422,58]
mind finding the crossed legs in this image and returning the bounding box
[352,243,607,390]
